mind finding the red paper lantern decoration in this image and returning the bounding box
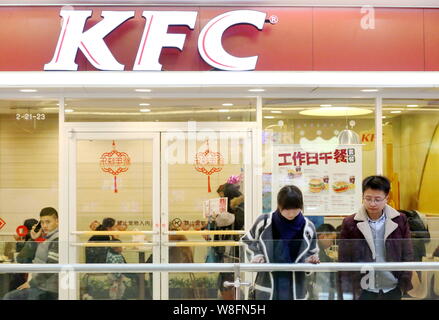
[100,140,131,193]
[194,140,224,192]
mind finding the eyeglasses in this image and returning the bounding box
[363,197,386,204]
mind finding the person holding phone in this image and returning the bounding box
[3,207,59,300]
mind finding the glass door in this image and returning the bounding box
[68,132,160,300]
[161,130,253,300]
[67,128,254,300]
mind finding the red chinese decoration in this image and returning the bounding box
[100,140,131,193]
[16,225,28,237]
[194,140,224,192]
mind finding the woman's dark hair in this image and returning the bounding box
[362,175,391,195]
[277,185,303,210]
[223,183,242,199]
[96,218,116,231]
[222,183,242,212]
[23,218,38,240]
[217,184,226,195]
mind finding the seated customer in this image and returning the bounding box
[14,218,39,263]
[3,207,59,300]
[106,239,128,299]
[309,224,338,300]
[316,224,337,262]
[9,219,39,290]
[85,218,117,263]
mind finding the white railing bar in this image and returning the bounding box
[0,262,438,273]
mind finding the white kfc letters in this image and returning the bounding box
[44,9,267,71]
[45,10,135,71]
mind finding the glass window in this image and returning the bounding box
[0,99,59,298]
[383,99,439,257]
[262,98,376,215]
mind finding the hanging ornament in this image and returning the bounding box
[194,140,224,192]
[100,140,131,193]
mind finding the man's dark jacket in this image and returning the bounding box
[338,205,414,299]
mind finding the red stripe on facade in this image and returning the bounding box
[138,15,154,65]
[80,41,100,66]
[55,16,70,63]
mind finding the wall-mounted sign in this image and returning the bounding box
[0,218,6,231]
[3,7,439,71]
[272,144,362,216]
[44,9,267,71]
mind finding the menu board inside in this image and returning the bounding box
[272,144,362,216]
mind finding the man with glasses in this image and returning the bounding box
[338,175,413,300]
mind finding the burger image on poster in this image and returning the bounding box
[332,181,350,193]
[309,178,324,193]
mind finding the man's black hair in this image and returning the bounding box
[39,207,58,219]
[277,185,303,210]
[362,175,391,195]
[317,223,336,233]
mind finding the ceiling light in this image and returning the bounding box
[299,107,373,117]
[222,103,234,106]
[135,89,151,92]
[264,116,275,119]
[140,108,151,113]
[218,109,229,112]
[382,116,387,119]
[19,89,37,93]
[139,103,150,106]
[271,110,282,114]
[407,104,419,107]
[64,109,74,113]
[390,110,402,114]
[248,89,265,92]
[320,104,333,107]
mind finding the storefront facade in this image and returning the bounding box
[0,1,438,300]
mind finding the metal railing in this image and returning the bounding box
[1,262,438,273]
[1,262,438,299]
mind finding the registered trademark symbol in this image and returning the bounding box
[269,15,279,24]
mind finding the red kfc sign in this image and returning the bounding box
[44,9,267,71]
